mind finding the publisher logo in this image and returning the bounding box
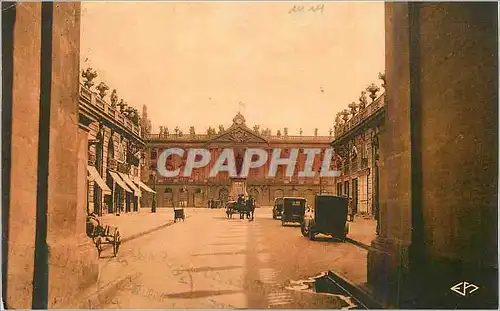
[450,281,479,297]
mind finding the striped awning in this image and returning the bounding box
[119,173,142,197]
[131,176,156,194]
[109,171,132,193]
[87,166,111,195]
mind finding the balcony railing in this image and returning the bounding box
[145,133,333,142]
[79,83,141,138]
[335,94,385,139]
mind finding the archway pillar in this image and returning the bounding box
[368,3,498,308]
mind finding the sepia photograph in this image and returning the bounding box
[1,1,498,309]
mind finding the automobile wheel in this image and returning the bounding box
[301,222,308,237]
[308,225,315,241]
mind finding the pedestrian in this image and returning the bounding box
[250,197,256,221]
[246,196,252,219]
[238,194,245,219]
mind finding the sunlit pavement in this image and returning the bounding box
[90,207,368,309]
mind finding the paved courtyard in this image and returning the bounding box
[83,207,376,309]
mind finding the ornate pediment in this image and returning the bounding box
[207,112,268,144]
[210,125,268,144]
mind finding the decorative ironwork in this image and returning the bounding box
[253,125,260,134]
[189,126,196,136]
[108,158,118,171]
[96,82,109,99]
[277,130,282,138]
[218,125,225,133]
[81,67,98,89]
[88,152,96,165]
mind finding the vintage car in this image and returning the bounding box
[301,195,349,241]
[272,197,284,219]
[280,197,307,226]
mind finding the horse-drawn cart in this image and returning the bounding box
[86,214,121,258]
[174,208,185,222]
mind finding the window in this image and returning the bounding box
[151,150,157,160]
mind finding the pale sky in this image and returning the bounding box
[80,1,385,136]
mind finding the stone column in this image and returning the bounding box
[4,3,42,307]
[46,3,99,308]
[368,2,498,308]
[3,2,98,309]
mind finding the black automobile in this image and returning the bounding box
[272,197,284,219]
[280,197,307,226]
[301,195,349,241]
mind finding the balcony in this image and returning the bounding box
[117,162,131,174]
[79,83,142,138]
[334,94,385,140]
[108,158,117,171]
[88,153,96,166]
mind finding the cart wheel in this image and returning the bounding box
[272,213,276,219]
[113,231,121,257]
[281,217,286,227]
[95,236,102,258]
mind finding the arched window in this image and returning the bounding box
[165,188,173,193]
[195,188,202,194]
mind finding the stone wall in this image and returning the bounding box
[368,3,498,308]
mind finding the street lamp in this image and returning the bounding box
[150,170,157,213]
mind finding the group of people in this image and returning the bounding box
[237,194,256,221]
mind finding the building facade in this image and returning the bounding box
[142,113,337,208]
[332,80,385,218]
[79,68,155,216]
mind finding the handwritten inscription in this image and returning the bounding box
[289,4,324,14]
